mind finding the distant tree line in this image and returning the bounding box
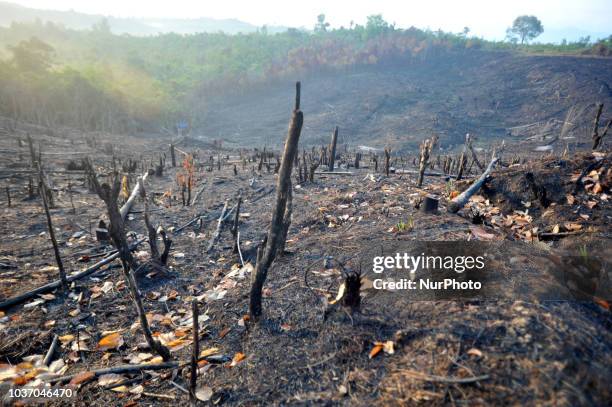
[0,15,609,133]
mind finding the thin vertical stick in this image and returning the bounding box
[232,195,242,254]
[328,126,338,172]
[190,299,199,406]
[126,267,171,361]
[37,163,68,292]
[5,186,10,208]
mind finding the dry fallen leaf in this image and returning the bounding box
[59,334,75,344]
[593,297,609,310]
[129,384,144,394]
[39,293,56,300]
[200,347,220,358]
[470,226,497,240]
[230,352,246,367]
[593,183,603,194]
[218,327,231,339]
[97,332,124,351]
[564,223,583,232]
[195,386,213,401]
[97,373,125,387]
[369,343,383,359]
[329,283,346,305]
[69,371,95,386]
[382,340,395,355]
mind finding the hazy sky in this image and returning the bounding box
[9,0,611,40]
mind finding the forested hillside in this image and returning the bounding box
[0,16,611,137]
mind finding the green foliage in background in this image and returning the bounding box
[0,16,609,134]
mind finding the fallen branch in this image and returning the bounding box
[249,186,275,203]
[44,354,230,385]
[398,369,489,384]
[119,171,150,221]
[447,156,499,213]
[174,213,206,234]
[0,238,145,310]
[206,200,229,252]
[43,334,59,366]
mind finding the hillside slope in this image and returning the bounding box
[199,51,612,151]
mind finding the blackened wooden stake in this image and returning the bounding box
[126,268,171,361]
[590,103,603,149]
[27,134,36,168]
[190,299,199,406]
[170,144,176,167]
[329,126,338,171]
[37,164,68,292]
[384,148,391,176]
[232,195,242,254]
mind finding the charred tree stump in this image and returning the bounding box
[250,82,303,319]
[138,178,172,264]
[28,177,35,199]
[329,126,338,172]
[309,159,320,183]
[456,150,467,181]
[591,102,610,150]
[591,103,604,149]
[384,148,391,176]
[525,172,550,208]
[170,144,176,167]
[354,152,361,169]
[159,228,172,265]
[37,164,68,292]
[5,186,10,208]
[27,134,36,168]
[417,139,432,187]
[466,134,484,172]
[343,271,361,313]
[419,194,439,214]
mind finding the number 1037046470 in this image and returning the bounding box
[6,387,75,400]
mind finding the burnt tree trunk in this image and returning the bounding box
[384,148,391,176]
[329,126,338,172]
[170,144,176,167]
[250,82,303,318]
[591,103,604,149]
[417,139,432,187]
